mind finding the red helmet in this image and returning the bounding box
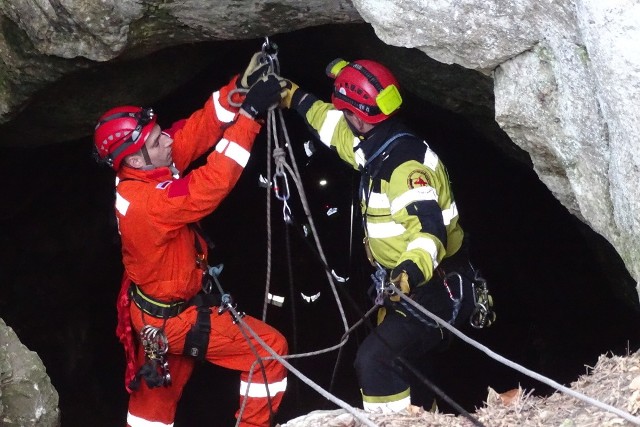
[94,106,156,170]
[327,59,403,124]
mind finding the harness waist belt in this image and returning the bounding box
[130,284,188,318]
[130,284,224,319]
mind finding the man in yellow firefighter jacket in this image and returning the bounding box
[282,59,491,413]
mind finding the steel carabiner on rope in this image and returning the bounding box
[272,168,292,222]
[261,36,280,75]
[470,270,496,329]
[272,169,290,202]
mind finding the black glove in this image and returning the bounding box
[238,52,270,89]
[240,74,287,119]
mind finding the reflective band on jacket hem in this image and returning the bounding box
[127,412,174,427]
[318,110,343,147]
[407,237,439,266]
[212,91,236,123]
[366,221,406,238]
[362,389,411,414]
[215,138,250,167]
[389,187,438,215]
[239,377,287,398]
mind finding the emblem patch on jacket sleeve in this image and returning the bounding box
[156,181,172,190]
[407,170,430,188]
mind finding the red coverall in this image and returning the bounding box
[114,76,288,427]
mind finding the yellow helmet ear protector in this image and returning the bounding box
[326,58,349,79]
[326,58,403,116]
[376,84,402,115]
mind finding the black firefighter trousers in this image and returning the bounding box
[354,248,477,407]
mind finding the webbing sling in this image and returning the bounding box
[183,223,218,361]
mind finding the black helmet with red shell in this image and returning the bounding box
[94,106,156,170]
[327,59,403,124]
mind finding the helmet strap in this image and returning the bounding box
[140,144,154,168]
[344,115,365,137]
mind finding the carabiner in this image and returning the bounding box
[261,36,280,75]
[272,169,290,202]
[261,36,278,57]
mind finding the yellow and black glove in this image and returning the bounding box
[280,80,300,109]
[389,270,410,302]
[238,52,270,89]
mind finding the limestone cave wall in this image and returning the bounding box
[1,1,640,426]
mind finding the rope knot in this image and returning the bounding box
[273,147,287,168]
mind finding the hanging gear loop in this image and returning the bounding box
[130,324,172,390]
[470,267,496,328]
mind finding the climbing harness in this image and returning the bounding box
[130,325,171,390]
[469,266,496,329]
[395,269,464,327]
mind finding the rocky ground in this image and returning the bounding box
[279,351,640,427]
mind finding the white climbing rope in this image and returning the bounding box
[388,283,640,425]
[228,303,379,427]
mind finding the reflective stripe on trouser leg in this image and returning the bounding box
[204,313,288,427]
[362,387,411,413]
[354,307,446,413]
[127,350,194,427]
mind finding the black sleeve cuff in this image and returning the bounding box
[392,260,425,288]
[293,90,319,116]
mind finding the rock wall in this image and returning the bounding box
[0,318,60,426]
[0,0,361,123]
[353,0,640,296]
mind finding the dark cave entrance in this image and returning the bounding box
[1,24,639,427]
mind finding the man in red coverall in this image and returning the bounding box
[93,55,289,427]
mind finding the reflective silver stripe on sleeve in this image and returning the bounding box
[318,110,344,147]
[423,147,439,171]
[442,202,459,226]
[115,192,130,216]
[212,91,236,123]
[239,377,288,398]
[215,138,250,167]
[366,221,406,238]
[127,411,173,427]
[407,237,439,266]
[367,191,391,209]
[389,186,438,215]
